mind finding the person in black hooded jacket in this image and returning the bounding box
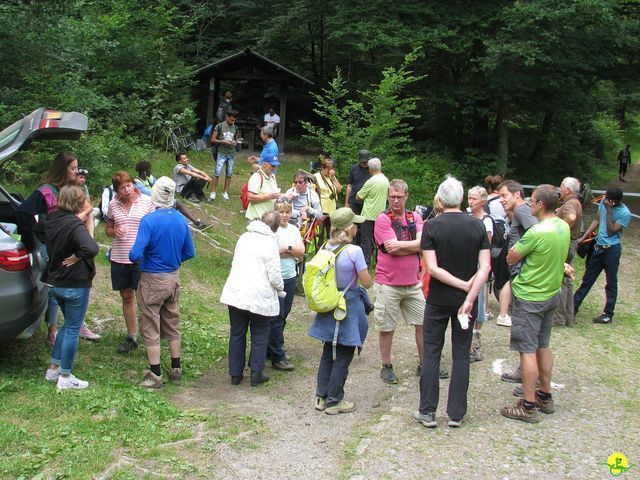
[42,185,99,391]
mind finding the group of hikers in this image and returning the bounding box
[16,144,632,427]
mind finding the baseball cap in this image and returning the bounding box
[331,207,365,230]
[262,153,280,166]
[358,150,370,162]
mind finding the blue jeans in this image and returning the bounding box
[476,283,487,324]
[574,243,621,318]
[267,276,296,363]
[214,153,235,177]
[50,287,91,374]
[44,290,59,327]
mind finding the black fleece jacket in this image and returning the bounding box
[44,210,98,288]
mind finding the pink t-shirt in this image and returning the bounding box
[374,211,424,286]
[107,191,154,264]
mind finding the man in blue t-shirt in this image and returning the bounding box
[574,187,632,324]
[129,176,195,389]
[248,126,279,167]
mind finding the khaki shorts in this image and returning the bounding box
[373,282,425,331]
[138,271,181,347]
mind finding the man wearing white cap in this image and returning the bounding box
[129,177,195,389]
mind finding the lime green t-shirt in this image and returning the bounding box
[357,174,389,221]
[512,216,570,302]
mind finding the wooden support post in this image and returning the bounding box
[278,91,287,155]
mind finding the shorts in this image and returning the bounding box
[374,283,425,331]
[111,261,141,291]
[491,248,510,292]
[509,294,560,353]
[137,271,181,346]
[214,153,235,177]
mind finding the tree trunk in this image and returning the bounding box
[495,99,509,174]
[528,110,554,165]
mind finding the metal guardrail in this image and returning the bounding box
[522,185,640,220]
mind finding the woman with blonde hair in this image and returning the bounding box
[308,208,371,415]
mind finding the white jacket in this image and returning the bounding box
[220,221,284,317]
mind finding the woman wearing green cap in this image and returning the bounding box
[308,207,371,415]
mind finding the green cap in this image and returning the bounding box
[330,207,365,230]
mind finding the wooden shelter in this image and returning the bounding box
[194,48,313,154]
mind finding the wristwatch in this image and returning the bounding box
[287,245,293,252]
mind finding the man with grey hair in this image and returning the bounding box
[553,177,583,326]
[356,157,389,265]
[130,177,195,389]
[374,179,424,384]
[414,176,490,428]
[248,126,279,166]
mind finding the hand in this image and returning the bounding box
[62,254,81,267]
[458,300,473,318]
[329,169,336,178]
[383,238,401,254]
[269,192,280,200]
[563,263,575,280]
[603,198,613,210]
[114,226,127,239]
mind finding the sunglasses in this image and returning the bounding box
[294,180,306,184]
[77,168,88,175]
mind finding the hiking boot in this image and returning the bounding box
[315,397,327,411]
[194,219,208,230]
[325,400,356,415]
[413,410,437,428]
[497,314,512,327]
[168,368,182,385]
[44,368,60,381]
[535,391,555,414]
[592,313,613,324]
[469,346,484,363]
[209,192,216,200]
[439,367,449,380]
[272,360,295,371]
[230,375,243,385]
[117,337,138,354]
[380,364,398,384]
[448,418,463,428]
[188,194,200,203]
[45,329,57,347]
[501,366,521,383]
[222,191,230,201]
[250,370,269,386]
[79,324,101,341]
[57,374,89,392]
[140,371,164,389]
[501,399,540,423]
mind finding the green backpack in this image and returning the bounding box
[303,243,353,319]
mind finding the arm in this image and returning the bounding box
[181,223,195,262]
[307,191,323,219]
[128,220,150,263]
[331,175,342,194]
[266,242,284,292]
[458,249,491,317]
[604,200,624,236]
[345,184,353,208]
[175,200,198,224]
[376,213,422,256]
[506,245,525,265]
[189,166,211,182]
[247,190,279,203]
[357,267,372,289]
[577,218,599,243]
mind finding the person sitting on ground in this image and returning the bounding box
[245,153,281,221]
[220,211,285,386]
[308,208,372,415]
[267,199,305,371]
[43,185,99,391]
[285,170,323,228]
[467,186,494,363]
[248,126,279,166]
[129,177,195,389]
[173,152,211,203]
[135,161,207,229]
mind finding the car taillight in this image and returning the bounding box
[38,110,62,129]
[0,248,30,271]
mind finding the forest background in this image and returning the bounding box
[1,0,639,202]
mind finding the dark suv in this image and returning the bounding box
[0,108,88,341]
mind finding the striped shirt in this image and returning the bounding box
[107,191,154,264]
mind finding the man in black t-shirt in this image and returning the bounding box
[345,150,372,215]
[413,176,491,429]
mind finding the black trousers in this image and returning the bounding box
[181,178,207,200]
[419,302,476,421]
[228,305,271,377]
[316,342,356,405]
[359,219,375,266]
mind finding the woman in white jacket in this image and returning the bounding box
[220,211,284,386]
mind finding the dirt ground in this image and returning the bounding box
[114,166,640,480]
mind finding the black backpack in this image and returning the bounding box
[483,214,508,257]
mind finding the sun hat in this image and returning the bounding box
[331,207,365,230]
[151,176,176,208]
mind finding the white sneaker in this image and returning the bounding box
[209,192,216,200]
[57,374,89,391]
[45,368,60,381]
[497,314,512,327]
[222,191,230,201]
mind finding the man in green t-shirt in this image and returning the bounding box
[210,109,239,201]
[501,184,570,424]
[356,157,389,265]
